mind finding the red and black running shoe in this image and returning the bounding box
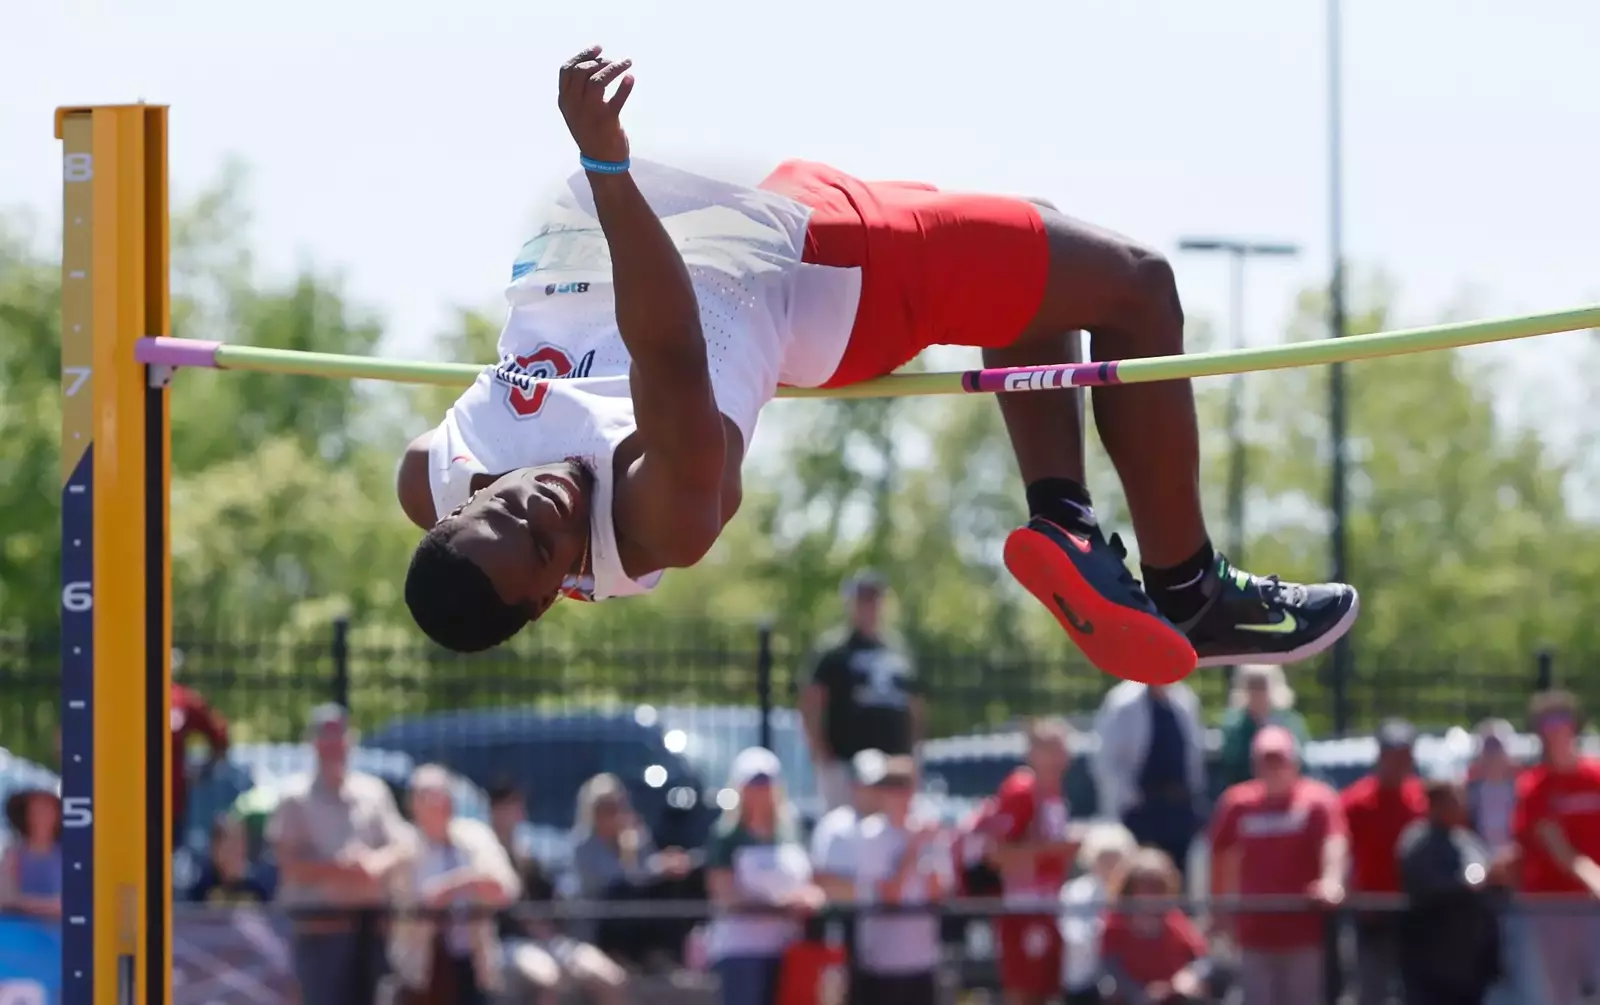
[1003,519,1197,684]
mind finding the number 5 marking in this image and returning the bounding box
[62,797,94,829]
[64,367,91,396]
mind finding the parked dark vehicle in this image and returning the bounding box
[365,707,717,848]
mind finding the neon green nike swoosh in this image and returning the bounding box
[1236,613,1300,635]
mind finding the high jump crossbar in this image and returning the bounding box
[51,102,1600,1005]
[134,305,1600,398]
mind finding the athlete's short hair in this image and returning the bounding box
[405,520,530,652]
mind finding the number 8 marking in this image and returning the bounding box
[64,153,94,183]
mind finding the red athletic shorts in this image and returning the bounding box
[996,914,1065,996]
[759,159,1050,388]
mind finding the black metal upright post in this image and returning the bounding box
[1327,0,1354,737]
[1175,237,1300,694]
[331,616,351,712]
[756,619,774,752]
[1535,648,1555,692]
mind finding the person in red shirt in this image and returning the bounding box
[171,682,230,850]
[976,717,1079,1005]
[1100,847,1213,1003]
[1512,689,1600,1005]
[1339,717,1426,1005]
[1209,725,1346,1005]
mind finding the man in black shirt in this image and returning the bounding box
[801,570,925,810]
[1397,778,1502,1005]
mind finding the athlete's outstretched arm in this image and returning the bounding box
[558,47,727,559]
[589,171,722,471]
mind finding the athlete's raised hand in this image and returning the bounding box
[558,45,634,164]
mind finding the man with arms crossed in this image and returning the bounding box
[1513,689,1600,1004]
[397,47,1359,685]
[802,571,922,810]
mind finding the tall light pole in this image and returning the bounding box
[1177,238,1301,568]
[1327,0,1352,736]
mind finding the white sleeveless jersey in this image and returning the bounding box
[428,159,861,601]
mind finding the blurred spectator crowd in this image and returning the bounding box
[6,577,1600,1004]
[10,676,1600,1005]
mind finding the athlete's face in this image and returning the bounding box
[450,462,592,615]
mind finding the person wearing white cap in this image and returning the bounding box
[704,748,823,1004]
[849,756,953,1004]
[800,570,924,812]
[809,749,889,900]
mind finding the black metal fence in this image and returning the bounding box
[0,620,1567,771]
[0,622,1575,1005]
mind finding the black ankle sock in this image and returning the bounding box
[1025,478,1097,535]
[1142,541,1217,623]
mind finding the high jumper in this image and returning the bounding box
[396,46,1359,684]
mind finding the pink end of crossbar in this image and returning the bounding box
[135,337,222,369]
[968,360,1121,393]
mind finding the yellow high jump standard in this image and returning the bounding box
[55,104,173,1005]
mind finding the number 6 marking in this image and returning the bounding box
[62,581,93,613]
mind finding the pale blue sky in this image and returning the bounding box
[5,0,1597,403]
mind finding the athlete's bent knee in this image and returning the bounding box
[1125,247,1184,335]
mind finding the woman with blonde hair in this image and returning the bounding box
[703,747,823,1005]
[386,765,521,1005]
[570,772,695,965]
[1216,665,1310,789]
[1059,822,1139,1003]
[571,773,647,927]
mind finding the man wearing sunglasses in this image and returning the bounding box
[1512,689,1600,1004]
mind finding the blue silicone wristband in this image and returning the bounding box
[580,154,630,174]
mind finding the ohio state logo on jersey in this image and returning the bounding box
[493,345,596,418]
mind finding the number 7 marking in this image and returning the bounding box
[64,367,91,396]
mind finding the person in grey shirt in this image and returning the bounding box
[568,773,695,964]
[267,704,408,1005]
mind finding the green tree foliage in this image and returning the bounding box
[3,175,1597,760]
[1,171,424,757]
[1238,277,1600,728]
[0,217,64,635]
